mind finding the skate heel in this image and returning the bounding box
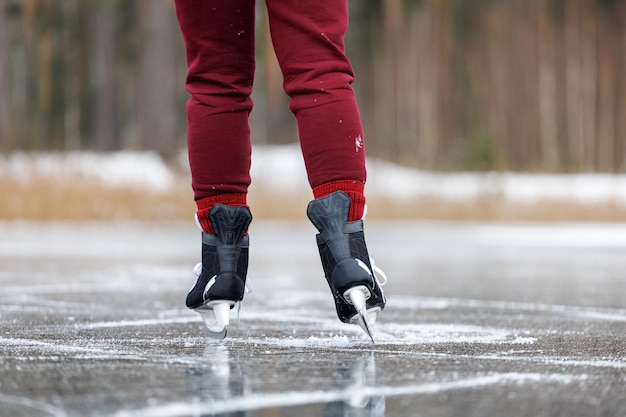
[344,285,376,343]
[196,301,235,340]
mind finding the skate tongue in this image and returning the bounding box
[345,286,376,343]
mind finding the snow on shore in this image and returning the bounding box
[2,145,626,206]
[0,151,175,192]
[365,158,626,205]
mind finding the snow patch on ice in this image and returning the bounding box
[76,316,198,330]
[234,312,537,347]
[433,352,626,370]
[0,337,144,361]
[378,323,534,345]
[390,295,626,322]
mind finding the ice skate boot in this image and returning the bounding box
[307,191,386,342]
[187,204,252,339]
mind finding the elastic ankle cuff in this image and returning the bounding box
[312,180,366,222]
[196,193,248,234]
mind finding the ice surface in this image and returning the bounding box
[0,221,625,416]
[113,373,584,417]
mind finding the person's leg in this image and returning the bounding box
[265,0,367,221]
[175,0,256,338]
[175,0,255,233]
[265,0,385,340]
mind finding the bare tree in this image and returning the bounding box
[138,0,180,159]
[0,3,9,148]
[1,0,625,172]
[93,0,118,151]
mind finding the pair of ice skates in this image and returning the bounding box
[186,191,386,342]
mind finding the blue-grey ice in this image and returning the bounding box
[0,221,625,416]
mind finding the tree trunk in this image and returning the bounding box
[138,0,179,159]
[93,0,118,151]
[0,4,9,149]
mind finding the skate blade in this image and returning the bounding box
[196,301,234,340]
[344,286,377,343]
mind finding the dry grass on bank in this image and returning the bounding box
[365,196,626,223]
[3,177,626,224]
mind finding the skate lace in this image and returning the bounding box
[369,258,387,286]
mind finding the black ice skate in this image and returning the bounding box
[187,204,252,339]
[307,191,386,342]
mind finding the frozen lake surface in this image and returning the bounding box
[0,221,625,416]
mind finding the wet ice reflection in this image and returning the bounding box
[187,345,249,416]
[322,353,385,417]
[186,345,386,417]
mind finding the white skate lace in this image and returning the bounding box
[369,258,387,286]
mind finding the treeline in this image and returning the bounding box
[358,0,626,172]
[0,0,183,157]
[0,0,624,172]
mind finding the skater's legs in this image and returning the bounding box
[265,0,385,340]
[175,0,255,232]
[265,0,367,220]
[175,0,385,340]
[175,0,255,339]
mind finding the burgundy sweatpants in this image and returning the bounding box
[175,0,367,204]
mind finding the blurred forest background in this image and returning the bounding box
[0,0,625,173]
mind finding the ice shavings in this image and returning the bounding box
[389,295,626,322]
[0,337,145,361]
[428,351,626,370]
[76,316,198,330]
[234,307,537,346]
[372,323,536,345]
